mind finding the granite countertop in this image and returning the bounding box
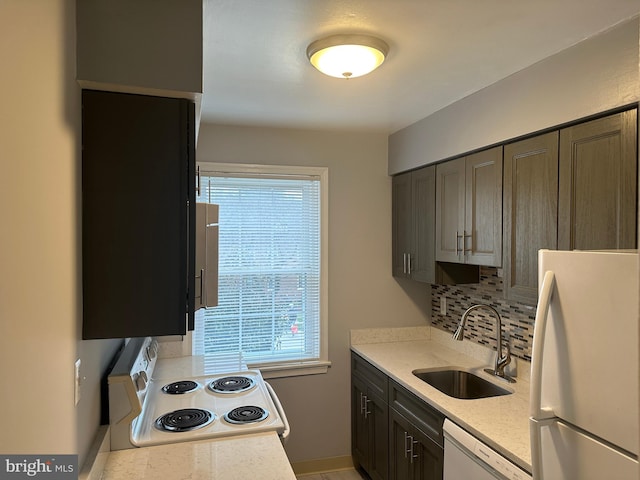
[96,432,296,480]
[351,327,531,474]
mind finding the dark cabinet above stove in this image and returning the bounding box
[82,90,196,339]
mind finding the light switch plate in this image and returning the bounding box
[440,296,447,315]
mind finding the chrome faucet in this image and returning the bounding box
[453,304,516,383]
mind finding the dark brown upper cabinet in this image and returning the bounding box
[435,147,503,267]
[82,90,196,339]
[503,132,559,304]
[502,108,637,304]
[558,109,637,251]
[392,166,436,283]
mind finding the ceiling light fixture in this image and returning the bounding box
[306,34,389,79]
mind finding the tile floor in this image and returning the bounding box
[296,469,367,480]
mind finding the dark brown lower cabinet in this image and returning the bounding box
[352,353,444,480]
[390,408,443,480]
[389,381,444,480]
[352,354,389,480]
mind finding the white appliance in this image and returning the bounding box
[530,249,639,479]
[444,419,531,480]
[108,337,289,450]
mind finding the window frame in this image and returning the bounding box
[192,162,330,378]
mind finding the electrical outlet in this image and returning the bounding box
[74,359,81,406]
[440,296,447,315]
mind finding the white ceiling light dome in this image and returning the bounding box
[307,34,389,79]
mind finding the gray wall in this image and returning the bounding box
[76,0,203,94]
[389,17,640,174]
[0,0,121,467]
[195,123,432,463]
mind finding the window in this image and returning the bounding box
[193,163,329,377]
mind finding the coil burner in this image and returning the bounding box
[208,376,255,394]
[161,380,200,395]
[224,406,269,425]
[154,408,215,432]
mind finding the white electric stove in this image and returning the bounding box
[107,337,289,451]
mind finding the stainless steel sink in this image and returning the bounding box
[412,368,512,399]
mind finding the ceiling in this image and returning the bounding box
[201,1,639,134]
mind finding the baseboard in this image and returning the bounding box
[291,456,354,475]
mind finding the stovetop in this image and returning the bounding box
[108,338,288,450]
[131,369,285,447]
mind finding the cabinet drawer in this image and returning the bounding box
[351,352,388,401]
[389,380,445,447]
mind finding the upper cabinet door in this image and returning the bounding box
[464,146,503,267]
[436,148,502,267]
[392,172,413,278]
[411,166,436,283]
[435,158,466,263]
[82,90,195,339]
[392,167,436,283]
[195,203,219,310]
[503,132,559,304]
[558,110,637,250]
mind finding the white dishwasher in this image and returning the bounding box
[443,420,531,480]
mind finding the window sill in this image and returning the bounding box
[250,360,332,379]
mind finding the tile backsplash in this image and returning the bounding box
[431,267,537,361]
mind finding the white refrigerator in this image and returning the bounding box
[530,249,639,480]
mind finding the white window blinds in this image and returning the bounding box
[193,167,324,369]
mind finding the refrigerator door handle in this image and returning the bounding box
[529,270,556,480]
[530,270,556,419]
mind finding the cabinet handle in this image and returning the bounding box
[410,437,418,463]
[363,397,371,419]
[463,231,472,255]
[404,432,411,459]
[196,165,201,196]
[360,393,371,418]
[455,231,462,255]
[404,432,419,463]
[403,253,407,274]
[407,253,412,275]
[200,268,205,303]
